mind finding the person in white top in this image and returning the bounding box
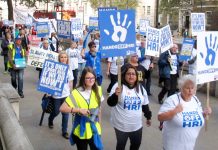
[107,64,152,150]
[48,51,74,139]
[106,56,124,94]
[77,38,86,77]
[66,41,80,88]
[158,75,212,150]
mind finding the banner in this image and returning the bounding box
[196,32,218,84]
[57,20,71,39]
[191,13,205,36]
[139,19,150,35]
[89,17,98,30]
[3,20,14,26]
[179,38,195,61]
[99,9,136,58]
[13,8,27,24]
[36,22,49,38]
[160,25,173,53]
[27,47,58,68]
[145,26,160,57]
[37,60,69,96]
[71,18,83,41]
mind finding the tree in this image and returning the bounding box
[7,0,13,20]
[88,0,139,10]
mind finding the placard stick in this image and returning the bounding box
[117,57,122,101]
[205,82,210,131]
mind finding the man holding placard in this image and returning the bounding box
[158,44,182,104]
[8,36,27,98]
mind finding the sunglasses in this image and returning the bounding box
[91,46,96,48]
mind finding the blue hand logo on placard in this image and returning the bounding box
[200,34,218,66]
[104,12,132,42]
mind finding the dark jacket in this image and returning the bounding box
[158,50,181,79]
[1,39,11,55]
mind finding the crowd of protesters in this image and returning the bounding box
[0,23,212,150]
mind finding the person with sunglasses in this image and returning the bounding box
[60,67,104,150]
[81,41,103,85]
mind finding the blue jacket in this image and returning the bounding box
[158,50,181,79]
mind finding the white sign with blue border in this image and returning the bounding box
[139,19,150,35]
[99,9,136,58]
[37,60,69,96]
[191,13,205,36]
[196,32,218,84]
[89,17,98,30]
[179,38,195,61]
[145,26,160,57]
[36,22,49,38]
[160,25,173,53]
[57,20,71,39]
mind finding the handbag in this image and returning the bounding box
[41,94,54,113]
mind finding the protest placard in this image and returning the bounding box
[57,20,71,39]
[160,25,173,53]
[71,18,83,41]
[196,31,218,84]
[27,47,58,68]
[99,9,136,58]
[89,17,98,30]
[179,38,195,61]
[191,13,205,36]
[36,22,49,38]
[139,19,150,35]
[13,8,27,24]
[37,60,69,96]
[145,26,160,57]
[28,35,41,47]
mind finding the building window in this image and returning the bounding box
[147,6,151,15]
[143,6,145,15]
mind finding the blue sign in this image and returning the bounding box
[37,60,69,96]
[99,9,136,58]
[139,19,150,35]
[36,22,49,38]
[179,38,195,61]
[57,20,71,39]
[89,17,98,30]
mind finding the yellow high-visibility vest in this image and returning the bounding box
[7,44,25,68]
[65,86,102,139]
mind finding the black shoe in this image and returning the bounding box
[19,93,24,98]
[159,99,163,104]
[48,122,54,129]
[147,93,152,96]
[62,132,69,139]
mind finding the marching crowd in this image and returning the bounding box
[0,25,212,150]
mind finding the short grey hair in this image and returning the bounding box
[178,74,197,90]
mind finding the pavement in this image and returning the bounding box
[0,54,218,150]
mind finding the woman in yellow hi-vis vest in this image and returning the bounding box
[60,67,104,150]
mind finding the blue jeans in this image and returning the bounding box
[10,68,24,95]
[48,97,69,134]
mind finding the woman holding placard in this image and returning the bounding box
[158,74,212,150]
[48,51,74,139]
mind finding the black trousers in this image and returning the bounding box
[158,74,178,101]
[72,134,98,150]
[115,127,142,150]
[107,73,118,93]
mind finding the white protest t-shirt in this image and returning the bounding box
[52,69,74,99]
[108,57,124,75]
[110,83,149,132]
[77,88,104,104]
[158,93,204,150]
[77,45,86,64]
[141,55,152,70]
[170,54,178,75]
[66,48,79,70]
